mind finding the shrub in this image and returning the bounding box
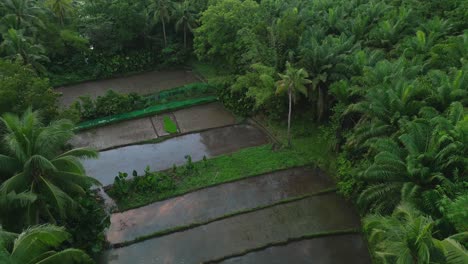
[48,49,160,87]
[110,167,176,201]
[218,86,256,117]
[75,90,144,121]
[0,60,59,122]
[65,191,110,255]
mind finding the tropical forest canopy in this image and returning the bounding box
[0,0,467,263]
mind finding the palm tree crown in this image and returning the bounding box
[0,109,100,228]
[364,204,468,264]
[0,224,93,264]
[0,0,45,30]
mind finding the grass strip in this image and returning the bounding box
[111,188,337,248]
[74,96,217,131]
[202,228,361,263]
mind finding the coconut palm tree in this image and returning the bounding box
[0,225,93,264]
[0,0,44,30]
[364,204,468,264]
[0,28,50,72]
[174,0,197,49]
[45,0,73,26]
[0,109,100,226]
[276,62,311,147]
[149,0,175,47]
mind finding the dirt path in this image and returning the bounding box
[99,193,365,264]
[57,70,200,107]
[106,167,334,245]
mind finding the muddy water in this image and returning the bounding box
[83,125,269,186]
[220,234,372,264]
[106,167,334,245]
[99,193,362,264]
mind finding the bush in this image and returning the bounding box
[110,167,176,201]
[0,60,59,122]
[69,83,219,122]
[75,90,144,120]
[219,86,256,117]
[64,191,110,255]
[48,50,159,87]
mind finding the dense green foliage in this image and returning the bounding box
[192,0,468,262]
[1,0,467,261]
[364,204,468,264]
[0,60,58,121]
[0,110,107,257]
[0,224,93,264]
[0,0,208,86]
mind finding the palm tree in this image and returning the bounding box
[0,109,100,226]
[0,0,44,30]
[276,62,311,147]
[358,103,468,214]
[45,0,73,26]
[0,225,93,264]
[364,204,468,264]
[174,0,197,49]
[0,28,50,72]
[149,0,175,47]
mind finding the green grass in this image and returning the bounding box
[163,116,178,134]
[107,120,337,211]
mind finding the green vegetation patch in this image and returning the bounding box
[163,116,178,134]
[107,121,336,211]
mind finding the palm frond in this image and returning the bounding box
[39,177,77,220]
[35,248,93,264]
[10,225,69,263]
[441,238,468,264]
[56,148,98,160]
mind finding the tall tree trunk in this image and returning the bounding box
[59,12,64,26]
[161,17,167,47]
[183,24,187,49]
[317,86,326,122]
[287,86,293,147]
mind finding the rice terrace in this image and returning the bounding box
[0,0,466,264]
